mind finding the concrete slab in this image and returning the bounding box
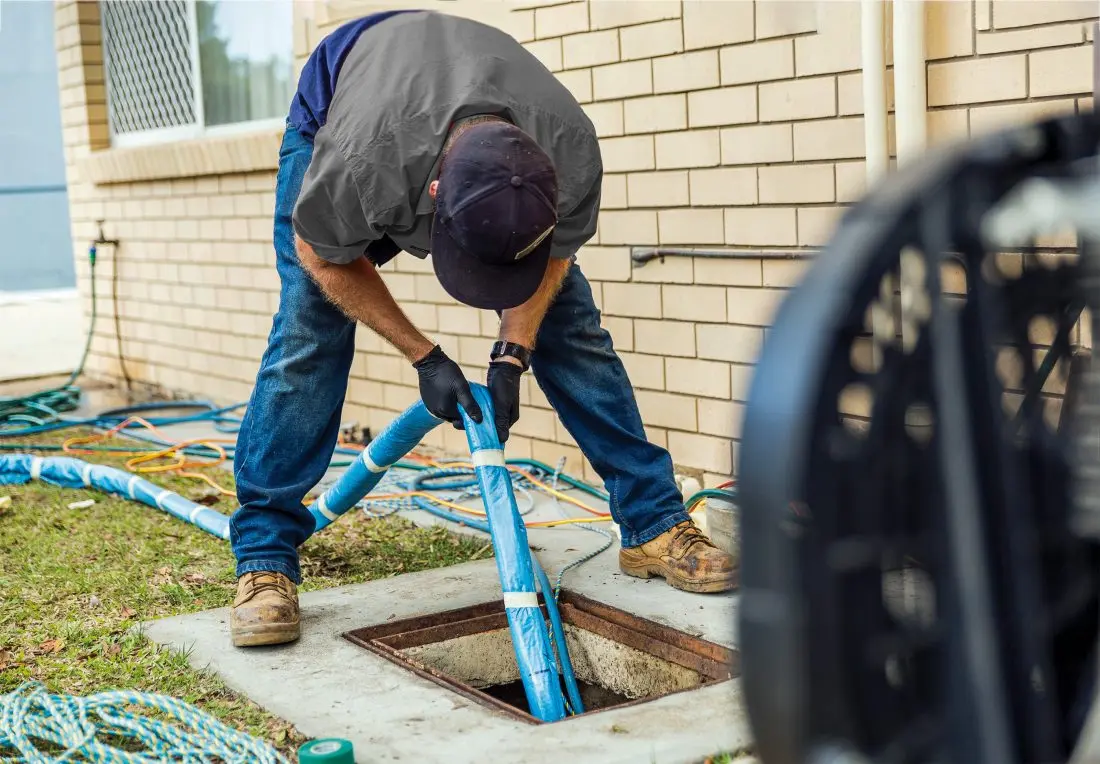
[143,555,746,764]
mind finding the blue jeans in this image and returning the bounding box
[230,124,690,583]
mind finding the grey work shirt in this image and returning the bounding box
[291,11,604,267]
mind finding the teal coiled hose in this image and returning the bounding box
[0,681,289,763]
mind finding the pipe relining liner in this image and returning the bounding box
[0,454,231,541]
[472,448,505,467]
[503,592,540,608]
[307,400,442,532]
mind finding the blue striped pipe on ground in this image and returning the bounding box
[307,401,442,532]
[458,383,567,723]
[0,454,230,540]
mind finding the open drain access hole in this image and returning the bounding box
[482,678,632,715]
[343,590,739,724]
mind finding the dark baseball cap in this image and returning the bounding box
[431,121,559,311]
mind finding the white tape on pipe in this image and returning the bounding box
[503,592,540,609]
[472,449,505,468]
[361,449,386,473]
[315,494,338,521]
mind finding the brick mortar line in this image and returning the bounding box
[985,18,1099,35]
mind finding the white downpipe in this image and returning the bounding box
[892,0,927,166]
[891,0,928,638]
[862,0,891,364]
[861,0,890,183]
[892,0,927,355]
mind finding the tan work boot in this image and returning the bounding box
[230,571,300,647]
[619,520,738,593]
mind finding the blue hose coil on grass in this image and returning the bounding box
[0,454,230,540]
[307,401,442,532]
[456,384,567,722]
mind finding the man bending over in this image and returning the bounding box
[229,9,736,648]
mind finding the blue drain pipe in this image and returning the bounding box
[308,385,569,721]
[0,453,230,539]
[307,401,442,532]
[454,384,567,721]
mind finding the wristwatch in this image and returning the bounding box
[490,341,531,371]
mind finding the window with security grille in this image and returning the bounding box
[100,0,293,146]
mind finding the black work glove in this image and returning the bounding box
[413,345,482,429]
[487,360,523,444]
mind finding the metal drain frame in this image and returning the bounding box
[342,590,739,724]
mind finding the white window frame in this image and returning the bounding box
[103,0,290,149]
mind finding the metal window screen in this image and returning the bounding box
[101,0,197,137]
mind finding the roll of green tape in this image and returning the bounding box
[299,738,355,763]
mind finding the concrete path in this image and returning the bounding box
[144,547,746,764]
[0,289,85,382]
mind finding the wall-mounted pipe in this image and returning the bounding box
[631,247,815,266]
[862,0,892,364]
[892,0,927,165]
[861,0,890,184]
[892,0,928,353]
[1094,19,1099,105]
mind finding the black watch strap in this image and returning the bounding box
[491,341,531,370]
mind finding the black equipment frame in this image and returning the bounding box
[738,112,1100,764]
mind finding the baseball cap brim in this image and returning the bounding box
[431,219,553,311]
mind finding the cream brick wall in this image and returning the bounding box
[57,0,1097,487]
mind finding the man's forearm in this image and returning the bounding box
[498,257,572,349]
[296,236,435,363]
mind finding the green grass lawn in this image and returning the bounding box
[0,431,490,758]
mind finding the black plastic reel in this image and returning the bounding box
[738,113,1100,764]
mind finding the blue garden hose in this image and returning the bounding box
[406,477,586,710]
[532,556,586,714]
